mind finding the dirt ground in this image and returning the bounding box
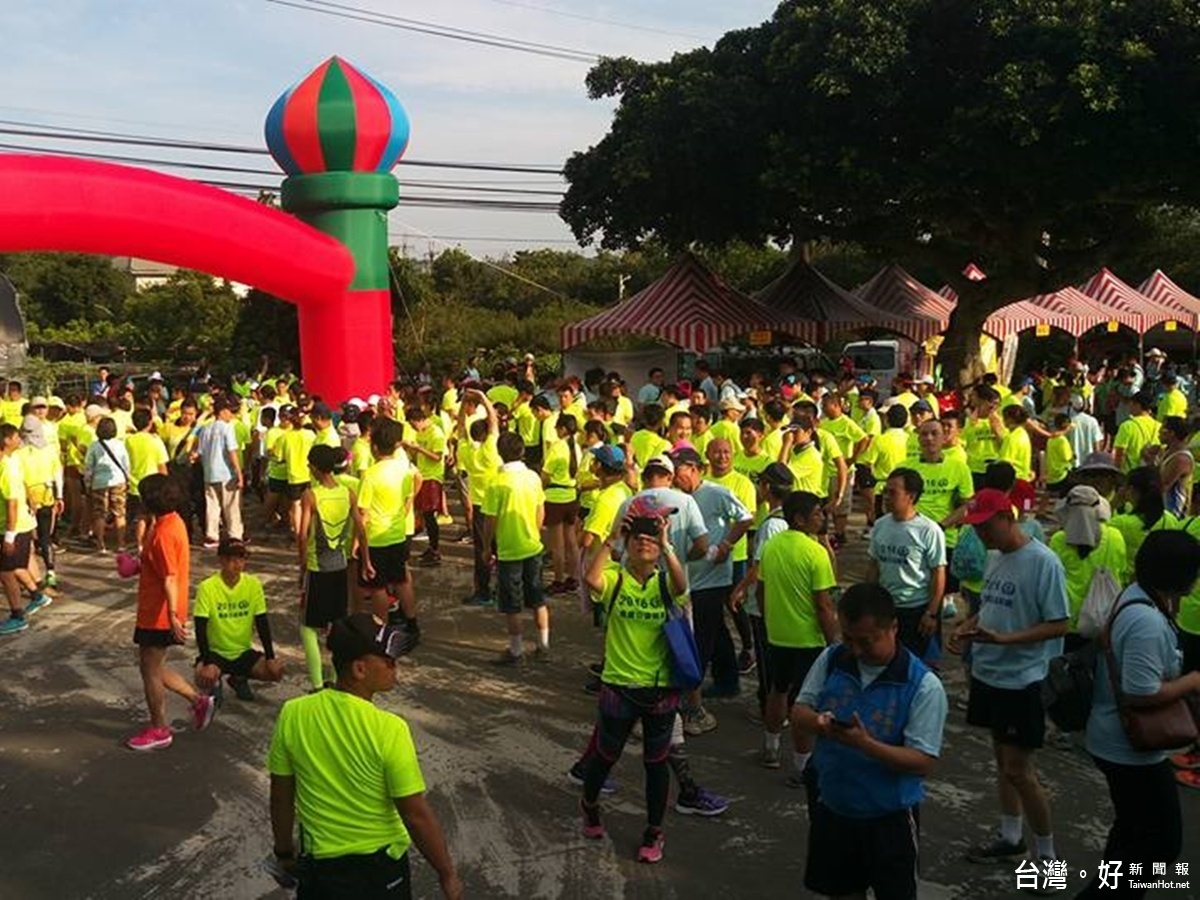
[1,509,1197,900]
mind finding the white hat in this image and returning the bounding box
[915,374,935,385]
[366,394,381,406]
[347,397,367,410]
[148,371,163,381]
[1147,348,1167,359]
[84,404,106,420]
[643,454,675,475]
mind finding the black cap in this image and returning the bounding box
[327,613,415,666]
[217,537,248,558]
[311,401,333,420]
[758,462,796,490]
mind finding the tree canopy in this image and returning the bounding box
[561,0,1200,378]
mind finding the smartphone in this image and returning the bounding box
[830,717,855,729]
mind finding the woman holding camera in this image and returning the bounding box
[579,499,689,864]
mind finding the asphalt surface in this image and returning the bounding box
[1,507,1198,900]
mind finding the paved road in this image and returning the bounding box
[1,514,1197,899]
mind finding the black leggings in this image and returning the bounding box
[421,510,440,552]
[470,511,490,595]
[1076,757,1182,899]
[35,507,54,573]
[692,587,738,690]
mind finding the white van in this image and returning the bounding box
[842,339,906,399]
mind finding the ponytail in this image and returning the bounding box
[559,414,579,479]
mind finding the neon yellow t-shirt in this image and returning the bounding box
[1048,527,1127,629]
[59,411,87,468]
[733,450,771,480]
[1179,516,1200,636]
[1045,435,1074,485]
[1109,511,1179,583]
[786,443,826,496]
[820,433,845,490]
[282,428,317,485]
[0,399,23,427]
[306,482,352,571]
[350,436,374,478]
[1158,388,1188,422]
[583,481,633,541]
[358,456,412,548]
[762,427,784,463]
[460,435,500,507]
[592,566,686,687]
[543,438,582,504]
[481,463,544,561]
[707,469,757,562]
[871,428,910,491]
[0,454,36,533]
[20,444,58,509]
[194,572,267,659]
[614,395,635,426]
[125,432,168,496]
[819,415,866,463]
[266,690,426,861]
[709,419,740,447]
[314,425,340,449]
[759,530,837,648]
[629,429,670,467]
[266,427,287,481]
[911,457,974,534]
[487,384,519,410]
[964,416,1005,475]
[413,424,446,484]
[1113,414,1162,473]
[998,425,1034,482]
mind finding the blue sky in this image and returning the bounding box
[1,0,778,258]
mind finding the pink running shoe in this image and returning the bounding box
[192,694,217,731]
[637,828,664,864]
[127,726,173,751]
[580,800,605,840]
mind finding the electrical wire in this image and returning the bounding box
[476,0,703,40]
[264,0,601,63]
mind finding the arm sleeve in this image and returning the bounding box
[194,617,212,662]
[255,613,275,659]
[903,672,949,756]
[383,717,427,799]
[795,647,833,708]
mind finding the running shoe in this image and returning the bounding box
[191,694,217,731]
[44,571,58,588]
[493,650,525,667]
[1170,751,1200,770]
[1176,768,1200,790]
[737,650,756,675]
[965,837,1028,863]
[416,550,442,567]
[436,513,454,526]
[228,676,255,702]
[127,726,173,751]
[0,614,28,636]
[636,828,664,863]
[25,593,52,616]
[202,540,220,551]
[568,762,617,794]
[674,787,729,817]
[683,708,718,736]
[580,800,606,839]
[759,745,782,769]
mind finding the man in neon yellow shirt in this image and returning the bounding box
[404,407,447,567]
[1113,390,1161,473]
[311,403,340,449]
[358,419,417,624]
[819,394,867,544]
[193,538,282,701]
[0,423,50,635]
[279,405,317,538]
[125,408,169,552]
[0,381,24,427]
[1157,372,1188,422]
[482,432,549,665]
[629,405,670,466]
[268,613,461,898]
[963,386,1007,488]
[19,410,61,588]
[457,391,501,606]
[709,398,743,446]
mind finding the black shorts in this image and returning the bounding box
[359,542,409,589]
[126,493,145,521]
[196,649,263,678]
[497,555,545,614]
[298,848,411,900]
[303,569,350,628]
[0,531,33,572]
[855,463,877,490]
[766,644,823,698]
[133,627,185,648]
[966,677,1046,749]
[285,482,309,502]
[544,500,580,527]
[267,477,288,495]
[895,606,939,660]
[805,802,920,900]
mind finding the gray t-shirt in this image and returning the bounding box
[868,513,947,609]
[971,539,1069,689]
[1086,588,1182,766]
[686,482,753,592]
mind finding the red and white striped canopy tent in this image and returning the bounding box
[1079,268,1181,333]
[983,300,1081,341]
[561,252,815,353]
[1137,270,1200,330]
[853,265,952,342]
[754,259,927,343]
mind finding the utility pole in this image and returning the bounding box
[618,273,630,300]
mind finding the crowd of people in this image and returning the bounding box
[5,347,1200,898]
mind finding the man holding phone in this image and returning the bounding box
[792,583,947,900]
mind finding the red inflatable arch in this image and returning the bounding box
[0,153,361,396]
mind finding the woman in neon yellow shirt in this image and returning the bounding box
[542,414,582,595]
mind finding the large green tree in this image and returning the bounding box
[561,0,1200,380]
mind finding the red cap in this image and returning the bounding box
[962,488,1015,525]
[1009,480,1036,513]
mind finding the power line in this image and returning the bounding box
[476,0,703,40]
[264,0,601,63]
[0,121,565,175]
[387,229,579,245]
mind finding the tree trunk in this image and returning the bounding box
[937,286,997,387]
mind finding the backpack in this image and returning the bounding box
[1076,566,1122,639]
[951,524,988,583]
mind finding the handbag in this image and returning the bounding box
[1102,597,1199,751]
[609,570,703,690]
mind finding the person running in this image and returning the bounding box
[866,468,947,659]
[543,413,583,595]
[952,488,1069,868]
[194,537,283,702]
[1078,531,1200,898]
[405,406,447,568]
[578,504,689,863]
[83,416,131,555]
[757,491,838,779]
[298,445,371,691]
[482,432,550,665]
[793,583,948,900]
[0,423,51,636]
[125,407,169,553]
[267,613,462,899]
[127,473,215,750]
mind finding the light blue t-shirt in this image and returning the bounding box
[798,645,948,757]
[1068,410,1103,465]
[868,513,947,609]
[197,418,238,484]
[748,510,789,617]
[617,487,708,566]
[971,538,1069,689]
[1086,587,1182,766]
[685,482,753,592]
[83,438,130,489]
[636,383,663,407]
